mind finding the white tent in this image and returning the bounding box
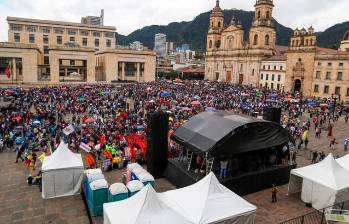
[42,141,84,199]
[161,172,257,224]
[288,154,349,209]
[103,172,256,224]
[337,154,349,171]
[103,185,192,224]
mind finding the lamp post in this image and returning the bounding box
[331,94,338,118]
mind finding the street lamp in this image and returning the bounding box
[331,94,338,118]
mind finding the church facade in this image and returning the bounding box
[205,0,277,86]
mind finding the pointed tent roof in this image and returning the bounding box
[161,172,257,224]
[103,185,192,224]
[291,154,349,190]
[42,141,83,171]
[336,153,349,171]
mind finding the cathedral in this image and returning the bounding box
[205,0,277,86]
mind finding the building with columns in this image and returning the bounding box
[205,0,277,86]
[0,16,155,84]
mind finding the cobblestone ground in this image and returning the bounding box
[0,114,348,224]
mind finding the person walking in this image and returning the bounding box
[271,184,279,203]
[344,139,349,151]
[330,138,338,150]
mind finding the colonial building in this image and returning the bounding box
[285,28,349,100]
[0,16,156,84]
[259,51,287,91]
[205,0,277,85]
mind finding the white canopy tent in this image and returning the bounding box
[288,154,349,209]
[161,172,257,224]
[103,185,192,224]
[103,172,257,224]
[337,154,349,171]
[42,141,84,199]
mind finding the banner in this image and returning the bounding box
[79,142,91,153]
[63,124,75,136]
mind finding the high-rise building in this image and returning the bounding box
[165,42,174,54]
[81,9,104,26]
[154,33,167,58]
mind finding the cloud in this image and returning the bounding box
[0,0,349,41]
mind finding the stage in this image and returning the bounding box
[164,159,297,196]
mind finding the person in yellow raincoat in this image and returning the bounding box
[302,129,309,149]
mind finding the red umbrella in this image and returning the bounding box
[14,116,22,121]
[191,101,201,106]
[84,117,96,124]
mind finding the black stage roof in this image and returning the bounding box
[171,111,292,158]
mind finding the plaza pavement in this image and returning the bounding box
[0,115,348,224]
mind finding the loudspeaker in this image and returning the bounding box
[263,107,281,124]
[147,112,169,178]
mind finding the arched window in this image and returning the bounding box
[310,39,313,46]
[216,40,221,48]
[218,21,221,28]
[257,11,261,19]
[211,22,213,27]
[265,34,270,46]
[266,11,270,19]
[292,40,295,47]
[209,40,213,48]
[296,40,299,46]
[305,39,309,46]
[253,34,258,46]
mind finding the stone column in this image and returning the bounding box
[122,62,125,80]
[136,62,140,82]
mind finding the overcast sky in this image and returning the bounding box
[0,0,348,41]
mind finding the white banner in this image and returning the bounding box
[63,124,75,136]
[79,142,91,153]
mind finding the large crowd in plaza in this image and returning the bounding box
[0,80,348,182]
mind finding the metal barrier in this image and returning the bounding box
[279,200,349,224]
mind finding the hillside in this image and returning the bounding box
[116,9,349,52]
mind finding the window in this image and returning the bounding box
[44,56,49,65]
[263,65,266,70]
[305,39,309,46]
[317,62,321,66]
[218,22,221,28]
[55,28,64,34]
[274,66,276,70]
[280,66,283,70]
[271,83,274,89]
[314,85,319,93]
[70,36,75,42]
[325,72,331,80]
[106,39,111,48]
[316,71,321,79]
[265,35,270,46]
[337,72,343,81]
[29,34,35,43]
[324,85,329,94]
[261,74,264,80]
[95,39,100,47]
[68,29,77,35]
[257,11,261,19]
[14,33,20,42]
[266,74,269,81]
[268,66,271,70]
[266,11,270,19]
[93,32,101,37]
[209,40,212,48]
[216,40,221,48]
[105,32,114,38]
[57,36,62,45]
[252,69,255,76]
[339,62,344,67]
[43,35,49,44]
[82,38,88,46]
[335,86,341,95]
[272,74,275,81]
[347,88,349,97]
[328,62,332,67]
[44,46,49,54]
[26,26,37,32]
[253,34,258,46]
[41,27,50,33]
[277,84,280,90]
[11,24,22,31]
[80,30,89,36]
[70,60,75,66]
[278,75,281,82]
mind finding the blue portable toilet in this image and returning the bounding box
[108,183,128,202]
[88,179,108,216]
[86,172,104,200]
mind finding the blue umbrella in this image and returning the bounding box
[160,91,171,97]
[193,95,201,100]
[33,120,41,125]
[136,125,145,131]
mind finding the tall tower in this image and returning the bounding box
[207,0,224,51]
[249,0,276,50]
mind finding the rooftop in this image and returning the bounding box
[7,16,116,31]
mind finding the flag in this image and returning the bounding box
[4,65,11,79]
[63,124,75,136]
[38,153,46,163]
[79,142,91,153]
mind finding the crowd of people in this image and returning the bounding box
[0,80,347,180]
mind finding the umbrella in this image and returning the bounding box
[180,107,192,112]
[320,103,328,107]
[5,89,14,94]
[33,120,41,125]
[160,91,171,97]
[205,107,216,112]
[191,101,201,106]
[14,116,22,121]
[84,117,96,124]
[136,125,145,131]
[193,95,201,100]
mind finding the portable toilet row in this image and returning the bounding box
[85,169,108,216]
[126,163,155,188]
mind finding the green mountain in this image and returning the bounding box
[116,9,348,52]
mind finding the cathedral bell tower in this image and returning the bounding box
[248,0,276,51]
[207,0,224,51]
